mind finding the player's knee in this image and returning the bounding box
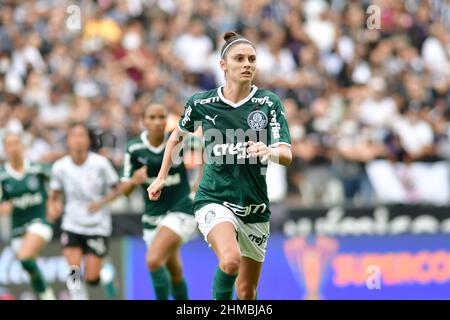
[236,283,256,300]
[147,254,164,272]
[219,252,240,275]
[85,277,101,286]
[16,251,34,261]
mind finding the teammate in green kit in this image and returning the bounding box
[148,31,292,300]
[90,103,199,300]
[0,133,55,300]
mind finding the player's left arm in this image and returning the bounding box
[87,169,146,213]
[247,141,292,166]
[89,144,151,212]
[268,143,292,166]
[247,96,292,166]
[88,182,127,213]
[88,158,121,213]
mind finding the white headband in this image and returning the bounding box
[221,38,253,58]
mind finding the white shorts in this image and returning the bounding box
[11,221,53,254]
[195,203,270,263]
[143,212,198,247]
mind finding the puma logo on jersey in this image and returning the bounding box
[205,115,218,125]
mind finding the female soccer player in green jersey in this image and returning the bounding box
[148,31,292,300]
[0,133,55,300]
[90,103,199,300]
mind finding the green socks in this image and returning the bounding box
[172,278,189,300]
[150,266,171,300]
[212,267,238,300]
[151,267,189,300]
[20,259,48,295]
[100,262,118,299]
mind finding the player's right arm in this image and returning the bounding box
[88,141,149,212]
[47,190,63,223]
[119,145,146,196]
[148,97,199,201]
[47,161,64,223]
[87,166,147,212]
[147,128,186,200]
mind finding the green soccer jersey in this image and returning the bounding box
[122,131,194,229]
[178,85,291,224]
[0,162,51,238]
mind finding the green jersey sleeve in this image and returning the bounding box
[37,163,52,180]
[268,96,291,148]
[121,144,137,182]
[178,96,201,133]
[0,176,7,202]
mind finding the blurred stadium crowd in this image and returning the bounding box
[0,0,450,208]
